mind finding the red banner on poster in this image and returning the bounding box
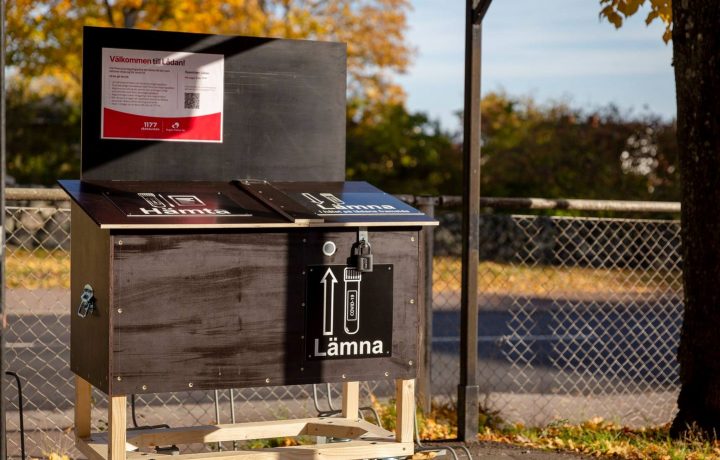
[102,109,222,141]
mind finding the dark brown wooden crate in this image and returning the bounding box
[105,229,419,395]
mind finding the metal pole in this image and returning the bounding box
[416,196,437,414]
[1,0,7,455]
[458,0,486,442]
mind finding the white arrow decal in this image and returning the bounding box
[321,268,338,336]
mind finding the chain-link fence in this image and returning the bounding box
[2,191,682,458]
[429,208,682,427]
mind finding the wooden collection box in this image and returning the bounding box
[61,180,435,396]
[65,26,437,460]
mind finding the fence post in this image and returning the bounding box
[1,0,7,457]
[459,0,489,442]
[416,196,437,414]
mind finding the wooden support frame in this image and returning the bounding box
[75,379,415,460]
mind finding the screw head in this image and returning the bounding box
[118,240,124,246]
[409,299,415,305]
[116,376,122,381]
[265,378,271,384]
[117,308,123,314]
[411,236,415,242]
[342,374,346,379]
[188,382,193,388]
[384,371,389,377]
[142,385,147,391]
[408,360,414,366]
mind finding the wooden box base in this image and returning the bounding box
[75,377,415,460]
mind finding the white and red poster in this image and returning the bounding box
[101,48,224,142]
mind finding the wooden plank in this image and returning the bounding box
[395,379,415,443]
[86,438,412,460]
[75,376,92,438]
[234,180,322,223]
[59,180,291,229]
[109,395,127,460]
[260,440,414,460]
[81,27,346,183]
[126,418,385,447]
[70,202,111,394]
[341,382,360,419]
[302,421,366,440]
[77,436,107,460]
[111,230,419,393]
[306,418,392,440]
[127,419,310,447]
[99,221,435,230]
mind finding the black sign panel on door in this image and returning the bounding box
[104,191,252,217]
[305,265,393,361]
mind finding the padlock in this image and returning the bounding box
[355,239,373,273]
[77,284,96,318]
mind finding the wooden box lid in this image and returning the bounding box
[59,180,438,230]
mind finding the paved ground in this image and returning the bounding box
[430,441,591,460]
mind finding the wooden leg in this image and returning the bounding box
[341,381,360,419]
[109,395,127,460]
[75,376,92,438]
[395,379,414,443]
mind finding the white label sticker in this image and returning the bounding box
[101,47,224,142]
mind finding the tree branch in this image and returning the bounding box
[103,0,116,27]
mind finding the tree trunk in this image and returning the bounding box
[670,0,720,438]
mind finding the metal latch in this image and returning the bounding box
[354,228,373,273]
[77,284,96,318]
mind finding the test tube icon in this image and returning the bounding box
[343,268,362,335]
[138,192,166,208]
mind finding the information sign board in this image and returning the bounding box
[304,265,393,361]
[101,48,224,142]
[104,190,251,217]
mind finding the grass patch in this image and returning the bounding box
[372,399,720,460]
[479,418,720,460]
[371,396,458,440]
[435,257,682,298]
[5,247,69,289]
[3,250,682,297]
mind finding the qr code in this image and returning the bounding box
[184,92,200,109]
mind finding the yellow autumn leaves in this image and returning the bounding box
[6,0,412,107]
[599,0,672,43]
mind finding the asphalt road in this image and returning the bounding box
[3,289,683,408]
[430,293,683,395]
